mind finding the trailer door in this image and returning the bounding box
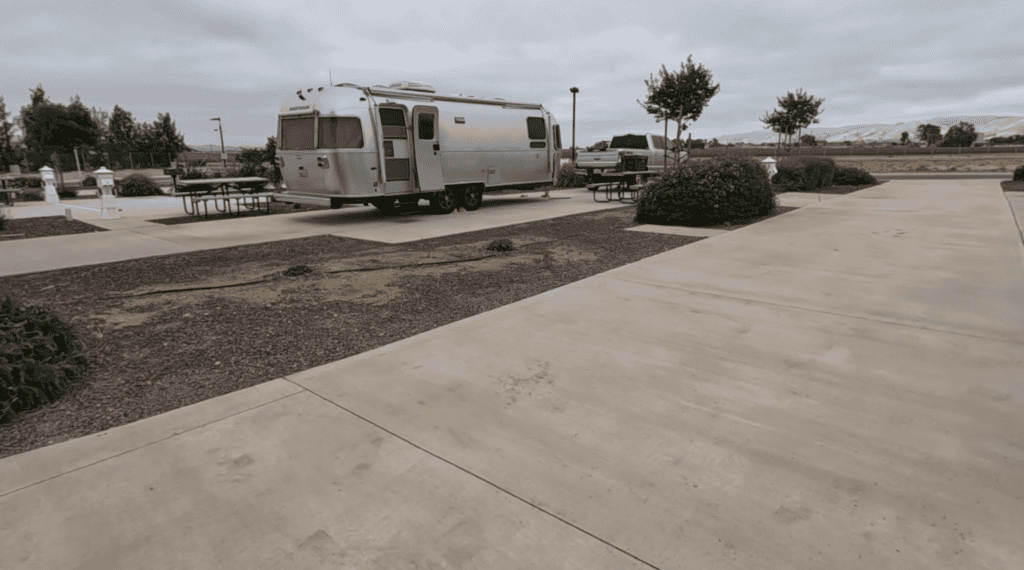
[412,105,444,191]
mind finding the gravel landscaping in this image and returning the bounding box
[0,202,808,458]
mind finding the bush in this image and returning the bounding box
[771,157,836,192]
[116,174,163,197]
[9,177,42,189]
[0,207,7,232]
[555,163,586,188]
[81,176,97,187]
[833,167,877,185]
[57,185,78,199]
[20,190,45,201]
[0,296,90,424]
[635,157,777,226]
[1014,165,1024,181]
[179,162,208,180]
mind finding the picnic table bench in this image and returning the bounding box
[586,170,660,204]
[172,177,273,218]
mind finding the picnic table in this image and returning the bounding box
[173,177,273,217]
[586,170,660,204]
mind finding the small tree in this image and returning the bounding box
[777,89,825,148]
[19,87,99,184]
[0,96,16,170]
[916,123,942,146]
[760,108,797,152]
[938,121,977,147]
[900,131,911,145]
[800,134,817,147]
[106,105,136,167]
[638,55,721,167]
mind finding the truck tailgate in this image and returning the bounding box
[575,151,620,168]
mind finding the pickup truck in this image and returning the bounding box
[575,133,686,180]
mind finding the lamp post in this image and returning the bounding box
[210,117,227,170]
[569,87,579,167]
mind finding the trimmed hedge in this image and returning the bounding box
[772,157,836,192]
[116,174,163,197]
[555,163,587,188]
[833,167,878,185]
[635,157,777,226]
[1,296,90,423]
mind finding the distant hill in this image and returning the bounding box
[717,116,1024,145]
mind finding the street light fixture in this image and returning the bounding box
[569,87,579,167]
[210,117,227,170]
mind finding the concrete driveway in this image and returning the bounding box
[1,179,1020,569]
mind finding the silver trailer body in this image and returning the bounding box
[276,82,562,210]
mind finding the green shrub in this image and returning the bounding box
[833,167,877,185]
[555,163,587,188]
[57,185,78,199]
[81,176,97,187]
[0,296,90,423]
[1013,165,1024,181]
[180,162,208,180]
[772,157,836,192]
[116,174,163,197]
[9,177,42,189]
[0,207,7,231]
[20,190,44,201]
[635,157,777,226]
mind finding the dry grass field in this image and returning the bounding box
[690,153,1024,173]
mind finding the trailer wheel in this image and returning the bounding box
[371,197,398,213]
[460,185,483,211]
[429,188,457,214]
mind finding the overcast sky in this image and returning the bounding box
[3,0,1022,148]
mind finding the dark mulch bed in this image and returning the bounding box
[1001,180,1024,191]
[0,216,107,241]
[150,200,330,225]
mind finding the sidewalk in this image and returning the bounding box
[1,180,1020,569]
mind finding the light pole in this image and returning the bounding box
[569,87,579,167]
[210,117,227,170]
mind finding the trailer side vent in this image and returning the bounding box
[454,117,466,124]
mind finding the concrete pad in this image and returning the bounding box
[0,388,645,570]
[289,270,1023,569]
[4,196,185,220]
[775,192,842,208]
[1005,190,1024,244]
[626,224,728,237]
[616,181,1024,343]
[0,379,303,497]
[0,230,195,276]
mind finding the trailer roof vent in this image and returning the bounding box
[387,81,436,93]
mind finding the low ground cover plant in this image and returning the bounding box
[772,157,837,192]
[116,174,163,197]
[636,157,777,226]
[833,166,877,185]
[0,296,90,424]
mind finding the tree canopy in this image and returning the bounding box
[938,122,978,147]
[916,124,942,146]
[638,55,721,165]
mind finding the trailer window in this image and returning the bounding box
[379,108,407,139]
[318,117,364,149]
[552,124,562,149]
[417,113,434,140]
[652,136,666,150]
[609,135,649,149]
[527,117,546,140]
[280,116,315,150]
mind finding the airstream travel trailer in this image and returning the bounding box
[275,81,563,214]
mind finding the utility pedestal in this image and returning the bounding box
[40,166,58,203]
[95,167,119,219]
[762,157,778,178]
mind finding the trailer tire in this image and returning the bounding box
[460,185,483,211]
[430,188,457,214]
